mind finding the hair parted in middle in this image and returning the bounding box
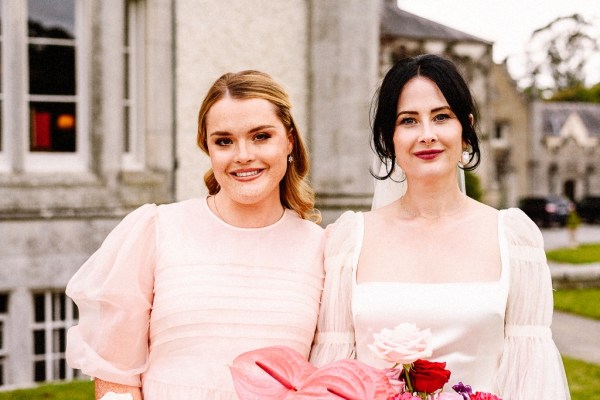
[370,54,481,180]
[197,70,320,223]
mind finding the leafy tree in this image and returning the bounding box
[520,14,599,99]
[550,82,600,103]
[465,171,483,202]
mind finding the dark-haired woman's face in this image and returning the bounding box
[393,77,464,183]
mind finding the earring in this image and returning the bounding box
[461,151,470,165]
[288,154,293,163]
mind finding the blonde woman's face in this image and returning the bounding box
[205,97,292,207]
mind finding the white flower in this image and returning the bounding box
[368,323,433,365]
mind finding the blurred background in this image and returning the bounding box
[0,0,599,394]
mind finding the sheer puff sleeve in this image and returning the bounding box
[496,208,570,399]
[66,204,157,387]
[309,211,359,367]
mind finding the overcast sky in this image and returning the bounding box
[396,0,600,85]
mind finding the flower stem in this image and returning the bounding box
[403,364,414,394]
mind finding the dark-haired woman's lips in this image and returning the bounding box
[414,150,443,160]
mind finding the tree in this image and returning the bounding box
[520,14,600,99]
[550,82,600,103]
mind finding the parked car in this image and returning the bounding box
[518,195,573,227]
[577,196,600,224]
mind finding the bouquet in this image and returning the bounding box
[230,323,501,400]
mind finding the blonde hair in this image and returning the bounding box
[197,70,320,223]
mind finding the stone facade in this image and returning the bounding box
[529,101,600,200]
[4,0,596,391]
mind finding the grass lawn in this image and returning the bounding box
[554,287,600,320]
[0,380,93,399]
[564,356,600,399]
[546,243,600,264]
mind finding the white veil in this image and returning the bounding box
[371,157,466,210]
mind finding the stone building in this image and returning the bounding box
[0,0,380,389]
[529,101,600,200]
[1,0,573,390]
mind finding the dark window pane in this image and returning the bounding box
[124,105,130,152]
[34,360,46,382]
[0,322,4,349]
[0,359,4,386]
[0,294,7,313]
[52,328,66,353]
[34,330,46,355]
[72,304,79,320]
[28,0,75,39]
[57,358,66,379]
[52,292,65,321]
[29,102,76,152]
[34,293,45,322]
[29,44,75,95]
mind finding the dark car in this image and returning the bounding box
[577,196,600,224]
[518,195,572,227]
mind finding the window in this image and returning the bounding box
[32,291,80,382]
[0,0,89,173]
[122,0,145,170]
[0,293,8,387]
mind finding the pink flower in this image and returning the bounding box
[437,393,464,399]
[383,368,405,393]
[469,392,502,400]
[389,393,420,400]
[368,323,433,365]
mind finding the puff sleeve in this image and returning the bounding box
[496,208,570,399]
[309,211,360,367]
[66,204,157,387]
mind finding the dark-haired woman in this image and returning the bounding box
[310,54,570,399]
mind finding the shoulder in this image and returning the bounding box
[285,211,325,242]
[500,207,544,248]
[323,210,361,257]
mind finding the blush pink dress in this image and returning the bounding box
[66,197,324,399]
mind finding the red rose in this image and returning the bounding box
[406,359,451,393]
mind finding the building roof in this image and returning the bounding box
[540,102,600,137]
[381,2,492,45]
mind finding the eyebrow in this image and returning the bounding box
[396,106,452,118]
[208,124,277,137]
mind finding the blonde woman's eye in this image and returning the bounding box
[215,138,232,146]
[255,133,271,141]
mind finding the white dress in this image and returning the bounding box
[309,208,570,400]
[67,197,324,399]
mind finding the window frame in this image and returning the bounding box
[31,290,79,382]
[24,0,90,173]
[0,293,8,387]
[121,0,146,171]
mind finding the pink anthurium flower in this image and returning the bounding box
[230,345,395,400]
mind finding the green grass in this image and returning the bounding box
[0,380,93,399]
[546,243,600,264]
[563,356,600,399]
[553,287,600,320]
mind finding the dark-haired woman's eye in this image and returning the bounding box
[434,114,451,122]
[398,117,417,125]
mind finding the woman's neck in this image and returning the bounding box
[397,179,467,220]
[209,193,286,228]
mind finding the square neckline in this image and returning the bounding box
[351,210,510,287]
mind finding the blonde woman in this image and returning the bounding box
[67,71,323,399]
